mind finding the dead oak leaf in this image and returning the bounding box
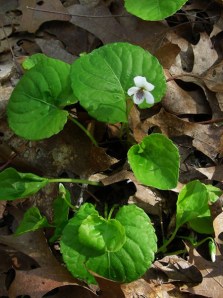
[18,0,70,33]
[182,248,223,298]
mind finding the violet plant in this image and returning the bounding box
[0,0,221,284]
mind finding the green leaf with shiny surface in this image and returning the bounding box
[15,207,49,235]
[0,167,48,200]
[125,0,187,21]
[7,55,77,140]
[71,42,166,123]
[128,134,179,190]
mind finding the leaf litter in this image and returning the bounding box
[0,0,223,297]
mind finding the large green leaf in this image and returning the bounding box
[125,0,187,21]
[128,134,179,190]
[0,167,48,200]
[86,204,157,283]
[15,207,50,235]
[71,42,166,123]
[61,203,157,284]
[7,55,77,140]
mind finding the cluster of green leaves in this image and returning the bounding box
[2,179,157,284]
[7,43,166,140]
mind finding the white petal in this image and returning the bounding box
[143,81,155,91]
[133,76,147,88]
[133,93,144,105]
[144,90,155,104]
[127,86,140,96]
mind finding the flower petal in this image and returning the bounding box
[127,86,140,96]
[133,93,144,105]
[144,90,155,104]
[133,76,147,88]
[143,81,155,91]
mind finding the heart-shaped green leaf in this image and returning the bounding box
[78,215,126,253]
[177,182,222,234]
[0,167,48,200]
[61,203,157,283]
[7,55,77,140]
[125,0,187,21]
[71,42,166,123]
[128,134,179,190]
[15,207,50,235]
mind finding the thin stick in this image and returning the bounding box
[26,6,130,18]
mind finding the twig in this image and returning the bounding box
[26,6,130,18]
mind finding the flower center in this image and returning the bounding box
[136,88,144,100]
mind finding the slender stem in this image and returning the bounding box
[108,204,119,220]
[157,228,178,253]
[68,115,98,146]
[48,178,101,186]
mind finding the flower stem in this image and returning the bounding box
[48,178,101,186]
[68,114,98,147]
[157,228,178,253]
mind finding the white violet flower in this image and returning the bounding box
[127,76,155,105]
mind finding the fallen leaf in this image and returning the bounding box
[164,70,210,115]
[196,165,223,182]
[68,4,127,44]
[35,38,76,63]
[155,42,181,69]
[183,248,223,298]
[203,61,223,92]
[169,32,218,76]
[122,278,175,298]
[154,256,202,283]
[18,0,70,33]
[8,268,86,298]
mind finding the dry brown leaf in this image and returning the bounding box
[92,272,125,298]
[183,248,223,298]
[122,278,175,298]
[216,92,223,111]
[138,109,223,161]
[163,70,210,115]
[154,256,202,283]
[8,268,91,298]
[35,38,76,63]
[0,273,7,296]
[203,61,223,92]
[18,0,70,33]
[129,183,162,216]
[155,42,181,69]
[196,165,223,182]
[68,4,127,44]
[169,32,218,76]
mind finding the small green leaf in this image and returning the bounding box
[0,167,48,200]
[128,134,179,190]
[186,184,222,234]
[78,215,126,253]
[61,204,157,283]
[71,42,166,123]
[176,180,209,229]
[50,184,71,242]
[125,0,187,21]
[60,203,99,284]
[7,55,77,140]
[15,207,49,235]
